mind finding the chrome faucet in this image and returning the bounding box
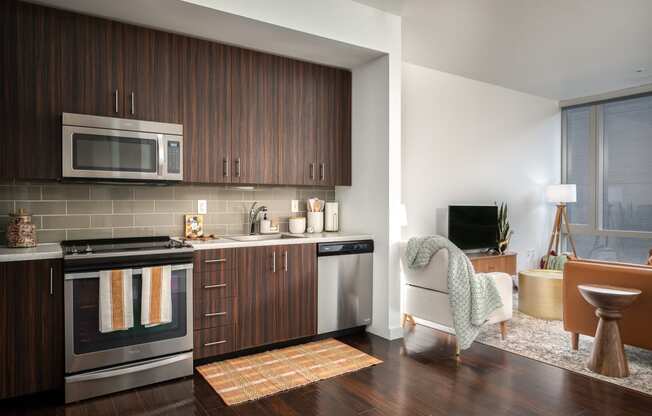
[248,202,267,234]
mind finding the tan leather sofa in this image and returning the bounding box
[563,259,652,350]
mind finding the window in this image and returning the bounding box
[562,94,652,264]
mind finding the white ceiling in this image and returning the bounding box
[355,0,652,100]
[33,0,383,69]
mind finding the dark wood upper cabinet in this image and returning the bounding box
[277,58,317,185]
[0,259,63,399]
[61,13,123,118]
[1,1,64,180]
[231,49,279,185]
[316,66,352,186]
[182,38,231,184]
[4,1,351,185]
[123,25,182,123]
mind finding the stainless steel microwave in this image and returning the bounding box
[62,113,183,182]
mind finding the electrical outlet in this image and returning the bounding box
[197,200,207,214]
[291,199,299,213]
[527,249,535,259]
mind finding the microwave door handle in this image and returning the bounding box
[158,137,165,176]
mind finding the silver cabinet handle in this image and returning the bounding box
[235,158,241,177]
[205,258,226,263]
[50,267,53,296]
[114,89,119,113]
[204,340,227,347]
[204,311,227,317]
[130,91,135,115]
[320,163,325,181]
[204,283,227,289]
[272,251,276,273]
[309,163,315,180]
[284,250,288,272]
[223,158,229,177]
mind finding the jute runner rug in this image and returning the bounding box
[196,338,382,406]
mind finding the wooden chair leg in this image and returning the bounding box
[402,313,415,328]
[571,332,579,350]
[499,321,508,340]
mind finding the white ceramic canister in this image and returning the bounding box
[306,212,324,233]
[289,217,306,234]
[324,202,339,232]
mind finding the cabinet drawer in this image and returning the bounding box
[194,325,234,359]
[199,269,237,297]
[193,249,235,273]
[196,296,235,329]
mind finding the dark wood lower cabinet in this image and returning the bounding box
[0,259,63,400]
[236,244,317,351]
[194,325,235,359]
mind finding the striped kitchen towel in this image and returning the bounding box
[141,265,172,327]
[99,269,134,333]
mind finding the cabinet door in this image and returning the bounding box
[236,246,277,350]
[61,13,123,117]
[276,244,317,341]
[0,259,63,399]
[335,69,352,186]
[231,48,278,184]
[182,38,231,184]
[315,66,352,186]
[1,1,63,180]
[123,25,182,123]
[277,58,317,185]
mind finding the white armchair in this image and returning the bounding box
[400,243,513,343]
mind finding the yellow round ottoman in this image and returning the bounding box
[518,269,563,320]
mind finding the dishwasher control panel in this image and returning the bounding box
[317,240,374,256]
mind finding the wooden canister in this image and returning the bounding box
[6,208,37,248]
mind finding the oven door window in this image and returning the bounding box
[72,270,187,355]
[72,134,157,173]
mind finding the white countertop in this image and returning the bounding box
[0,244,63,262]
[183,232,374,250]
[0,233,373,262]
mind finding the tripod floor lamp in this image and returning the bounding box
[545,184,578,267]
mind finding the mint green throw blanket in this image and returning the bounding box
[405,236,503,350]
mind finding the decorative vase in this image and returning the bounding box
[6,209,37,248]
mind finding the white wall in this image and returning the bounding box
[402,62,561,270]
[338,54,403,340]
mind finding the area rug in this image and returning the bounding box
[196,338,382,405]
[476,294,652,396]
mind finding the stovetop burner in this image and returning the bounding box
[61,236,191,257]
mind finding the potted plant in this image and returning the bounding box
[497,202,513,254]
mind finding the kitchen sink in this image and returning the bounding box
[226,233,306,242]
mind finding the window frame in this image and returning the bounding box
[562,96,652,240]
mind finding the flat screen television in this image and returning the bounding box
[448,205,498,251]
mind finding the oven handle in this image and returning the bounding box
[65,351,193,383]
[64,263,193,280]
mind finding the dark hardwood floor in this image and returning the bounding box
[2,325,651,415]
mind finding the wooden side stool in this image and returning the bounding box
[578,284,641,378]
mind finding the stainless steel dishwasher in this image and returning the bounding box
[317,240,374,334]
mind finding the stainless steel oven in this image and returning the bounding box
[62,237,194,403]
[62,113,183,182]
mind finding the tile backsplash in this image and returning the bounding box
[0,181,335,243]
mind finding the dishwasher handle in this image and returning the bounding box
[317,240,374,257]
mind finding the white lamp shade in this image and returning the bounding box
[546,184,577,203]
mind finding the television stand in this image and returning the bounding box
[467,251,517,276]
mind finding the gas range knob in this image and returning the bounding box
[85,244,93,253]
